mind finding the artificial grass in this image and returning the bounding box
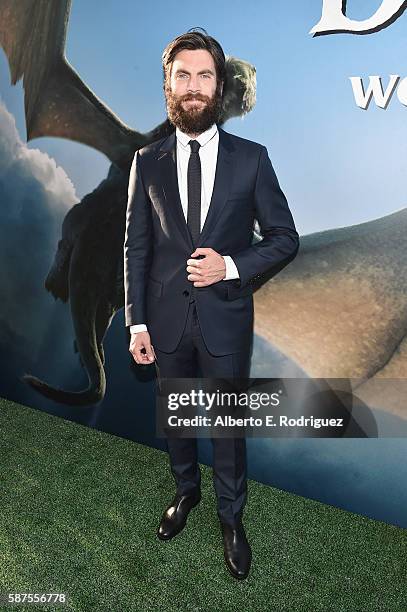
[0,397,405,612]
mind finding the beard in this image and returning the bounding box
[164,81,223,135]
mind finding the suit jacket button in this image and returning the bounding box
[183,290,189,297]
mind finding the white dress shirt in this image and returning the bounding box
[130,123,239,335]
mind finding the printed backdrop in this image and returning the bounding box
[1,0,406,527]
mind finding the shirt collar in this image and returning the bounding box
[176,123,218,149]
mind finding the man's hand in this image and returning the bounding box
[186,248,226,287]
[129,331,155,364]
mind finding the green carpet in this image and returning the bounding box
[0,397,405,612]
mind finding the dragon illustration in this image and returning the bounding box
[252,208,407,418]
[1,1,406,418]
[0,0,256,405]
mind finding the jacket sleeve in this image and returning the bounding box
[123,151,153,326]
[232,145,299,288]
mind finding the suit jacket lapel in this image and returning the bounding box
[197,127,235,247]
[157,131,193,250]
[156,126,236,251]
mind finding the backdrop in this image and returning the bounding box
[1,0,406,527]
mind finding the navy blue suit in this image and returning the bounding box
[124,126,299,526]
[124,127,299,354]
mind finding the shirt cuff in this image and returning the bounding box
[223,256,240,280]
[130,324,147,334]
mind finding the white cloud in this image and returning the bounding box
[0,100,79,362]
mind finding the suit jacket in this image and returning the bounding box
[124,126,299,355]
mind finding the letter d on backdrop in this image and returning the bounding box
[310,0,406,35]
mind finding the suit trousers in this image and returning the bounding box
[154,297,251,528]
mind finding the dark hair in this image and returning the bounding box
[162,28,226,86]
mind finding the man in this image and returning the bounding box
[124,30,299,580]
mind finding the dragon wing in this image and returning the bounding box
[0,0,146,168]
[0,0,257,168]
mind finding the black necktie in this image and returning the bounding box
[187,139,201,247]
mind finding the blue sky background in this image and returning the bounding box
[1,0,407,235]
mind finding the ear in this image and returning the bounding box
[219,80,224,96]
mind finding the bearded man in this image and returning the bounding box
[124,29,299,580]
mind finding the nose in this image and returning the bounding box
[187,75,200,92]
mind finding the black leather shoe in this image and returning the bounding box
[157,491,201,541]
[221,520,252,580]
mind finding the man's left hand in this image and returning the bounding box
[186,248,226,286]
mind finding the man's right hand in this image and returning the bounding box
[129,331,155,364]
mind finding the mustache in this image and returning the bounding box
[181,94,209,102]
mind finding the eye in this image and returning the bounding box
[176,73,188,79]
